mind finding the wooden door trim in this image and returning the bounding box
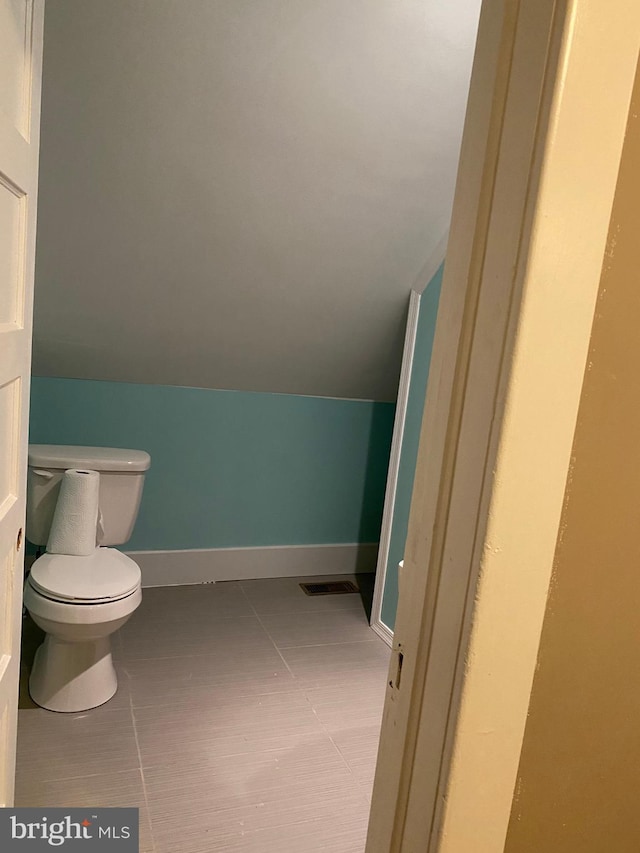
[366,1,640,851]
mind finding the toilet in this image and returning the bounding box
[24,444,151,713]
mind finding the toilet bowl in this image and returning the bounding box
[25,444,150,712]
[25,548,142,712]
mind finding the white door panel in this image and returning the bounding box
[0,0,44,806]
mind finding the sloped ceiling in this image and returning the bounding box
[32,0,481,401]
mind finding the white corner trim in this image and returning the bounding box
[414,231,449,295]
[125,542,379,587]
[371,617,394,648]
[370,246,448,636]
[370,289,421,635]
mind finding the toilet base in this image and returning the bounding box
[29,635,118,713]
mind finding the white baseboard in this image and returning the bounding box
[371,618,394,648]
[125,542,379,587]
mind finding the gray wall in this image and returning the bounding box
[33,0,480,401]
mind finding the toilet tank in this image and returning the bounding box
[27,445,151,547]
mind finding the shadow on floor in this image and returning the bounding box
[357,572,375,622]
[19,613,44,710]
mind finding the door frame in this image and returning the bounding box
[366,0,640,851]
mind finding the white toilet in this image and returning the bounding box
[24,444,151,713]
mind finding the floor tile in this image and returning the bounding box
[136,581,252,621]
[330,725,383,786]
[149,779,370,853]
[16,577,391,853]
[118,614,271,660]
[208,811,371,853]
[259,608,377,648]
[15,769,155,852]
[120,646,296,708]
[144,736,355,816]
[305,678,388,731]
[240,575,367,615]
[133,690,323,767]
[280,640,391,688]
[16,706,139,783]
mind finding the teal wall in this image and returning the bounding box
[29,378,395,552]
[381,265,443,629]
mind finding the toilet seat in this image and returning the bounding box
[29,547,141,604]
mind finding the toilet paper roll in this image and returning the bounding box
[46,469,101,556]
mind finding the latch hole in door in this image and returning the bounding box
[395,652,404,689]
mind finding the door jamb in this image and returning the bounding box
[365,1,640,851]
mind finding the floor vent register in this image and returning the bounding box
[299,581,360,596]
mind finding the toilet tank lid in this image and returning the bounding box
[28,444,151,472]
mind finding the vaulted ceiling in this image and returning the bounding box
[32,0,481,401]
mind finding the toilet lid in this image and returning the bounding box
[29,548,141,603]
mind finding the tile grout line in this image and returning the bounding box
[20,583,382,842]
[235,578,369,793]
[301,690,373,802]
[235,582,352,797]
[237,585,298,682]
[237,584,372,803]
[128,688,157,853]
[239,586,382,653]
[13,765,142,792]
[275,637,380,650]
[113,635,382,664]
[307,702,366,794]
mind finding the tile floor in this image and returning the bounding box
[16,574,391,852]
